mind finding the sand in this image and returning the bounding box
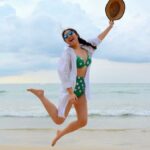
[1,128,150,150]
[1,117,150,150]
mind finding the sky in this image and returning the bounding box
[0,0,150,83]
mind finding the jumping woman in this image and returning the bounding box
[27,20,114,146]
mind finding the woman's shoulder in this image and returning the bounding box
[63,46,72,53]
[87,37,101,46]
[60,46,72,58]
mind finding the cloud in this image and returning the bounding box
[0,52,59,76]
[0,3,15,16]
[96,12,150,63]
[0,0,103,54]
[64,0,150,63]
[0,0,150,79]
[0,0,100,77]
[91,58,150,83]
[0,70,60,84]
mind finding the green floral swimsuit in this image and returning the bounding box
[74,53,92,97]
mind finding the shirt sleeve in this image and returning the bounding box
[57,49,73,89]
[87,37,102,49]
[84,37,102,56]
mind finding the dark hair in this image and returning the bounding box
[62,28,97,50]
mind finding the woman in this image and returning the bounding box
[27,20,114,146]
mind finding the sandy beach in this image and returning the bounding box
[1,128,150,150]
[0,117,150,150]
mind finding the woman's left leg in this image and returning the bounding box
[51,94,88,146]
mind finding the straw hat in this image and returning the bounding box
[105,0,125,21]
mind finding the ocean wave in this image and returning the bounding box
[110,91,138,94]
[0,90,7,93]
[87,111,150,117]
[1,110,150,118]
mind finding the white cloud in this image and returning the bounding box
[0,0,99,77]
[91,59,150,83]
[0,51,59,76]
[1,0,41,18]
[64,0,150,63]
[0,0,150,83]
[0,70,60,84]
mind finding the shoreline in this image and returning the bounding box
[1,116,150,130]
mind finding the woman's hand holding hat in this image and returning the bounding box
[105,0,125,21]
[109,20,114,28]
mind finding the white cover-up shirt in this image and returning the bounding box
[57,37,101,118]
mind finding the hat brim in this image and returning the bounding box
[105,0,125,21]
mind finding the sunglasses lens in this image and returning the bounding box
[63,35,68,39]
[69,31,73,35]
[64,31,74,40]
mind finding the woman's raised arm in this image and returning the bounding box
[98,21,114,41]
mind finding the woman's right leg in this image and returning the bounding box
[51,94,88,146]
[27,88,72,124]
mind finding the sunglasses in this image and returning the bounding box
[63,31,74,40]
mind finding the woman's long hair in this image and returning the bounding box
[62,28,97,50]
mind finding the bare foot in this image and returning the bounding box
[27,88,44,97]
[51,130,61,147]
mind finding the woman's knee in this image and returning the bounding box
[55,117,65,125]
[77,118,88,127]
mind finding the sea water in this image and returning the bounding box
[0,83,150,130]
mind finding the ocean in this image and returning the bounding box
[0,83,150,130]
